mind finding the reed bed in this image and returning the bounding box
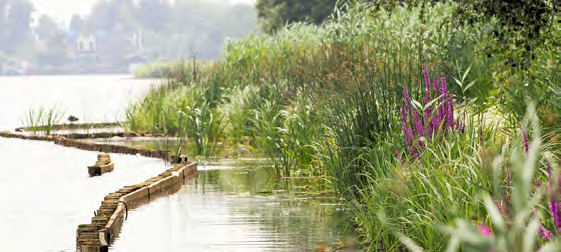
[124,2,561,250]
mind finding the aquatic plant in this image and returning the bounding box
[21,106,65,135]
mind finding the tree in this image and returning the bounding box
[69,14,86,33]
[4,0,35,58]
[137,0,170,31]
[35,15,59,40]
[255,0,351,32]
[35,15,68,67]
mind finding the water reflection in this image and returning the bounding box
[112,163,355,252]
[0,138,169,251]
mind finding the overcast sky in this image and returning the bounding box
[31,0,256,24]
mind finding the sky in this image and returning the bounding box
[31,0,256,24]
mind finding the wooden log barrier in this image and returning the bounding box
[0,131,175,161]
[76,162,198,251]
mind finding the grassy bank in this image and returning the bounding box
[126,2,561,250]
[134,60,214,79]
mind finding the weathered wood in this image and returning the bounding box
[76,162,198,251]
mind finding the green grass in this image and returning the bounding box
[21,106,65,135]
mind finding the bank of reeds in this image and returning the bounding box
[124,2,561,250]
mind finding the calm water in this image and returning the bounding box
[112,164,354,252]
[0,75,354,252]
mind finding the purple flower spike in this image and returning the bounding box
[399,69,461,159]
[403,87,412,119]
[433,77,440,94]
[448,94,455,129]
[286,89,291,99]
[440,72,448,95]
[414,111,424,137]
[423,67,430,86]
[549,177,561,231]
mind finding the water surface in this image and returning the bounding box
[0,75,354,252]
[112,163,355,252]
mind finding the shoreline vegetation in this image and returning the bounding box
[21,1,560,250]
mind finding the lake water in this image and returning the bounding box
[0,75,354,252]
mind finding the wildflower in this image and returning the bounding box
[285,89,291,99]
[440,72,447,95]
[548,176,561,231]
[447,93,455,130]
[478,225,492,237]
[539,226,552,240]
[401,106,411,149]
[479,127,484,143]
[403,87,412,119]
[414,111,424,137]
[423,67,430,87]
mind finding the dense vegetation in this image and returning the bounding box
[127,1,561,250]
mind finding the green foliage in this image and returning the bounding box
[255,0,352,32]
[453,0,560,67]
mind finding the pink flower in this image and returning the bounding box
[478,225,492,237]
[539,225,552,240]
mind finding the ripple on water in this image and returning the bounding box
[111,166,355,252]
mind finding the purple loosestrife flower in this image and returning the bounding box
[479,127,484,143]
[408,127,415,147]
[401,106,411,149]
[414,111,425,137]
[286,89,291,99]
[403,87,413,120]
[539,226,552,240]
[448,93,455,130]
[440,72,448,95]
[549,177,561,232]
[522,130,529,155]
[411,145,419,158]
[425,107,433,138]
[433,77,440,94]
